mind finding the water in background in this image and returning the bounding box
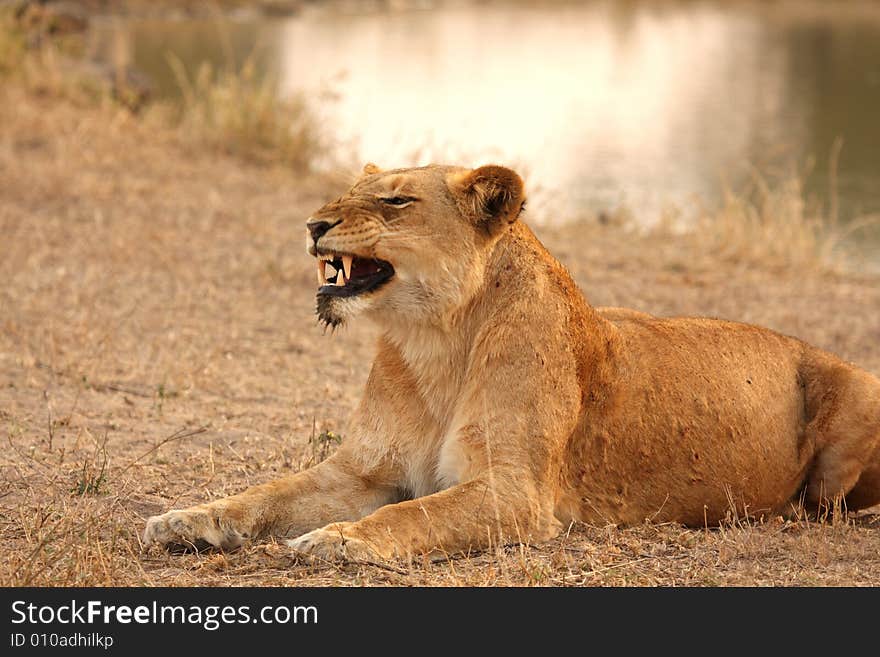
[89,1,880,231]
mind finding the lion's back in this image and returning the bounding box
[561,311,811,526]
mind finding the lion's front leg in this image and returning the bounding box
[143,502,248,551]
[288,349,579,562]
[287,474,562,561]
[144,449,398,551]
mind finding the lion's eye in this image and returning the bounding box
[379,196,414,206]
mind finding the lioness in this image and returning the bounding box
[144,163,880,560]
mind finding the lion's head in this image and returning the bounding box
[306,163,526,328]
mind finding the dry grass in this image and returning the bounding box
[688,174,829,270]
[0,8,145,111]
[0,8,72,92]
[644,162,879,274]
[2,60,880,586]
[0,9,26,75]
[160,53,325,171]
[0,12,325,171]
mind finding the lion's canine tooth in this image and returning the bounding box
[317,260,326,285]
[342,255,353,281]
[336,269,346,286]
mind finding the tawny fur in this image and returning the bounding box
[144,163,880,561]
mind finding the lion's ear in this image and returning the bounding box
[362,163,383,175]
[448,165,526,237]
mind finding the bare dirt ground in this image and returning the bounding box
[2,86,880,586]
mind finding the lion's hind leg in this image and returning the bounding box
[800,350,880,512]
[845,457,880,511]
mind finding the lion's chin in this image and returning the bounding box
[316,294,344,328]
[316,294,373,329]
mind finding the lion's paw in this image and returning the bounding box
[286,524,382,562]
[143,508,244,552]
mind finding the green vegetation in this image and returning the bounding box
[71,436,109,497]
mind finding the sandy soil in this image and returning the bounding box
[2,85,879,586]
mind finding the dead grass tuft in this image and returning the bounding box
[694,173,827,269]
[656,164,879,273]
[162,53,324,171]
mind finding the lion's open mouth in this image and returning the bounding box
[315,252,395,298]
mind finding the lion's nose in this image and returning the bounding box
[307,219,335,242]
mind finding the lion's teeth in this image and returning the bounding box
[317,260,326,285]
[342,255,353,280]
[336,269,346,286]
